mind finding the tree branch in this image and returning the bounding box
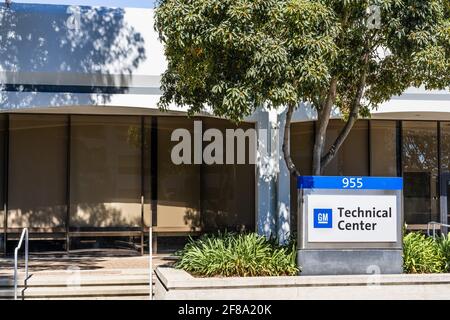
[312,77,338,175]
[320,54,369,171]
[282,103,300,177]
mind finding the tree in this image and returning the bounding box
[155,0,449,176]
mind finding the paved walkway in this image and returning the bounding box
[0,249,176,276]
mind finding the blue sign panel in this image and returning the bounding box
[298,176,403,190]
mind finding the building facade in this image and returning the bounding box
[0,3,449,253]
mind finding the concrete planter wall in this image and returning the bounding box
[155,267,450,300]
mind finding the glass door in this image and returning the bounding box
[402,122,439,227]
[440,173,450,234]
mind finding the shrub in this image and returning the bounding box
[436,234,450,272]
[403,232,445,273]
[174,232,299,277]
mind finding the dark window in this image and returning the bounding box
[439,122,450,225]
[370,121,398,176]
[0,115,7,252]
[290,121,315,232]
[69,115,142,229]
[201,118,255,232]
[8,114,68,231]
[156,117,201,232]
[440,122,450,173]
[402,121,439,224]
[155,117,256,233]
[143,117,153,228]
[323,120,369,176]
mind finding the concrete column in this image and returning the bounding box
[249,104,316,241]
[247,108,277,238]
[277,109,291,244]
[276,103,318,244]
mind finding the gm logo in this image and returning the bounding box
[314,209,332,228]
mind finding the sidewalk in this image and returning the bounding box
[0,249,176,276]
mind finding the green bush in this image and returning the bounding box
[403,232,445,273]
[436,234,450,272]
[174,232,299,277]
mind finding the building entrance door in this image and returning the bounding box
[439,173,450,234]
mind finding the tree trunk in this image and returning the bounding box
[320,102,360,171]
[312,78,337,175]
[320,55,369,172]
[282,103,300,176]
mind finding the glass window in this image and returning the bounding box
[290,121,314,231]
[440,122,450,225]
[70,115,142,229]
[156,117,201,231]
[8,114,68,230]
[370,121,398,176]
[402,121,439,224]
[440,122,450,173]
[143,117,152,228]
[290,122,314,175]
[0,115,7,251]
[323,120,369,176]
[201,118,255,232]
[153,116,256,233]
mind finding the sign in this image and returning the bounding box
[297,176,403,275]
[298,176,403,190]
[307,194,397,242]
[298,176,403,247]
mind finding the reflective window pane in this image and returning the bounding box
[370,121,398,176]
[201,118,255,232]
[440,122,450,225]
[143,116,152,228]
[0,115,7,251]
[440,122,450,173]
[290,121,314,232]
[323,120,369,176]
[156,117,201,232]
[70,115,142,229]
[402,121,439,224]
[8,114,68,230]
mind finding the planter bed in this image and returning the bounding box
[155,267,450,300]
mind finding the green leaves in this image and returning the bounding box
[175,230,450,277]
[155,0,449,124]
[174,232,299,277]
[436,234,450,272]
[403,232,446,274]
[155,0,338,121]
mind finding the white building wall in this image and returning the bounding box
[0,3,163,110]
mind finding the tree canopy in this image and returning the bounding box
[155,0,449,175]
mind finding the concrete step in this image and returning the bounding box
[1,268,154,281]
[0,289,14,298]
[0,268,151,276]
[0,285,151,299]
[0,268,156,300]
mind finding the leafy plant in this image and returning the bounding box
[436,234,450,272]
[174,232,299,277]
[403,232,445,274]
